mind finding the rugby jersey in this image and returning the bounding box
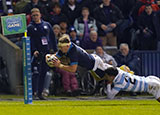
[56,43,95,70]
[107,68,148,99]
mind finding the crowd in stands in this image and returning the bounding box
[1,0,160,50]
[1,0,160,99]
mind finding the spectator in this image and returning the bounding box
[59,20,69,34]
[74,7,97,40]
[131,0,159,27]
[59,0,66,5]
[42,69,53,97]
[27,8,57,100]
[56,67,79,96]
[69,27,81,46]
[93,0,124,47]
[13,0,30,14]
[48,2,68,26]
[0,0,13,15]
[76,0,103,16]
[138,2,159,16]
[110,0,136,48]
[112,0,137,18]
[94,46,117,67]
[81,30,102,50]
[48,0,60,12]
[133,4,160,50]
[24,0,48,25]
[157,0,160,7]
[39,0,51,21]
[0,0,2,16]
[113,43,140,75]
[23,0,42,15]
[53,24,62,40]
[61,0,81,26]
[8,34,23,49]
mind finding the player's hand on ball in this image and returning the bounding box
[45,54,59,67]
[52,58,61,67]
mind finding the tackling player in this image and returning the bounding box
[103,67,160,102]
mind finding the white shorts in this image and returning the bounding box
[91,54,112,71]
[146,76,160,99]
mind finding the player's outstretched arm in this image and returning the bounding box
[106,84,119,99]
[46,53,78,73]
[58,64,78,73]
[53,59,78,73]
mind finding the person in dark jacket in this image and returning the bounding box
[131,0,158,21]
[112,0,137,18]
[0,0,13,15]
[27,8,57,100]
[48,2,68,26]
[23,0,42,15]
[113,43,140,75]
[93,0,124,46]
[133,4,160,50]
[81,30,102,50]
[61,0,81,26]
[69,27,81,46]
[76,0,103,16]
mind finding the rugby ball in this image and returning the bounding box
[45,54,58,67]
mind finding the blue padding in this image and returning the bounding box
[135,51,160,78]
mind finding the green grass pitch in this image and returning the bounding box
[0,99,159,115]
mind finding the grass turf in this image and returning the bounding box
[0,99,159,115]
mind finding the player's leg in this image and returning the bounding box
[146,76,160,102]
[91,54,112,71]
[156,85,160,103]
[156,88,160,103]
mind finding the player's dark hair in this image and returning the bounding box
[105,67,118,76]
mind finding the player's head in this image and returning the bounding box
[103,67,118,81]
[58,34,71,53]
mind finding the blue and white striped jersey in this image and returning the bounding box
[107,69,149,99]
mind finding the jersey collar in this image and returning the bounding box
[67,42,73,53]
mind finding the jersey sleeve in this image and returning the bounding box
[107,84,121,99]
[68,48,78,65]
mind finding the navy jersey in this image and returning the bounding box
[56,43,95,70]
[27,20,57,55]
